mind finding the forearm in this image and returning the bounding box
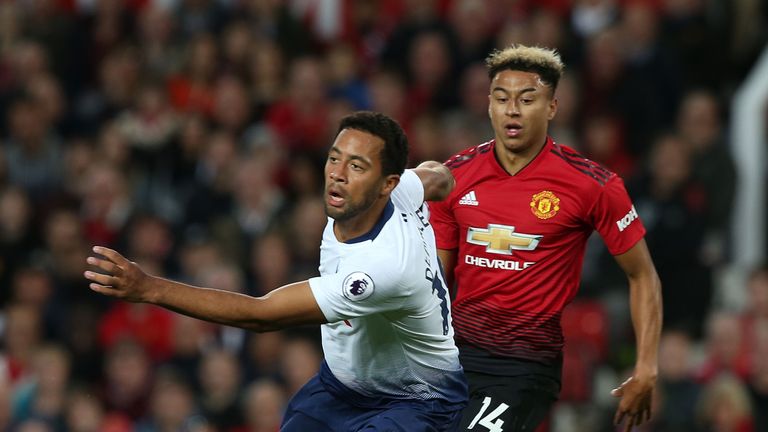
[628,271,662,376]
[147,276,277,332]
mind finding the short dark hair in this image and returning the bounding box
[337,111,408,176]
[486,45,564,92]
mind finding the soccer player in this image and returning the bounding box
[85,111,468,431]
[429,45,662,432]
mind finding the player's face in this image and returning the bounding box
[488,69,557,155]
[324,128,389,222]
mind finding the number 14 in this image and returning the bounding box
[467,397,509,432]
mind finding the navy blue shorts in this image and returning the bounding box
[281,363,465,432]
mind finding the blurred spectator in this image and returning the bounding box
[220,20,253,80]
[99,338,153,422]
[325,43,370,110]
[4,96,63,201]
[404,29,459,114]
[9,267,58,339]
[627,133,710,336]
[0,187,37,297]
[135,367,206,432]
[248,231,293,296]
[238,378,286,432]
[197,349,244,431]
[696,373,755,432]
[278,337,321,396]
[211,75,253,136]
[167,33,218,117]
[98,300,175,363]
[1,304,43,385]
[660,0,726,90]
[11,344,71,429]
[447,0,495,71]
[655,329,701,432]
[136,4,181,79]
[63,385,132,432]
[116,81,178,155]
[676,89,736,267]
[79,164,134,248]
[242,0,310,60]
[265,56,331,153]
[244,331,285,382]
[164,314,210,390]
[246,37,286,119]
[581,113,635,179]
[75,46,141,134]
[696,311,751,383]
[619,1,682,135]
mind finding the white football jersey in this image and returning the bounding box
[308,170,465,402]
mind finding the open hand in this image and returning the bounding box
[611,374,655,432]
[84,246,151,302]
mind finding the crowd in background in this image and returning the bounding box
[0,0,767,431]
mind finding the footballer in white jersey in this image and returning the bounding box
[309,169,465,402]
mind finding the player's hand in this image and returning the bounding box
[84,246,152,303]
[611,373,655,432]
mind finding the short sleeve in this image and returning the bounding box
[391,170,424,212]
[428,196,459,250]
[308,259,408,323]
[590,176,646,255]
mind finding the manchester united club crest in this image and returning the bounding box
[530,191,560,219]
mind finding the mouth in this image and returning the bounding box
[326,189,345,208]
[504,123,522,138]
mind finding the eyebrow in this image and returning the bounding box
[329,146,372,166]
[492,86,538,94]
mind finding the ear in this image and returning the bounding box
[547,97,558,121]
[487,94,492,119]
[381,174,400,197]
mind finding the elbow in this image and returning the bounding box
[431,167,455,202]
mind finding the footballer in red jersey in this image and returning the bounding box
[430,45,662,432]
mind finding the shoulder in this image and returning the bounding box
[443,140,495,172]
[547,141,618,188]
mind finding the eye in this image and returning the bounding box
[350,163,363,171]
[521,98,534,104]
[496,97,508,103]
[328,156,338,163]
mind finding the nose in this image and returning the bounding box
[329,169,346,183]
[506,101,520,116]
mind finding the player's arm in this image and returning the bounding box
[413,160,455,202]
[437,248,457,290]
[610,238,662,431]
[85,246,327,332]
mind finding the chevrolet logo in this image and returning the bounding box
[467,224,542,255]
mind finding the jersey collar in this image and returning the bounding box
[490,136,554,178]
[344,199,394,244]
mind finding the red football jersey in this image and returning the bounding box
[430,137,645,372]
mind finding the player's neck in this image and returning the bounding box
[494,136,547,176]
[332,197,390,243]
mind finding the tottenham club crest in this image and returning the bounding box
[342,272,375,301]
[530,190,560,220]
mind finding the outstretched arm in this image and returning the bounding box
[413,161,455,202]
[85,247,327,332]
[610,238,662,432]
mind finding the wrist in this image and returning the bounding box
[634,364,658,380]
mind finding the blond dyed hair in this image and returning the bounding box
[486,45,564,92]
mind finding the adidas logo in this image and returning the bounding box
[459,191,479,206]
